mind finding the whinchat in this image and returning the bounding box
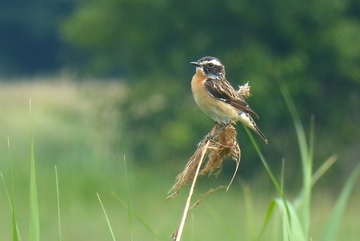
[190,56,268,144]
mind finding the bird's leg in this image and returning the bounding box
[206,122,231,141]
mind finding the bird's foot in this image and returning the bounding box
[205,122,231,142]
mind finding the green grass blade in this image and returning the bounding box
[123,156,134,241]
[9,138,22,241]
[4,138,22,241]
[55,166,62,241]
[311,155,337,187]
[111,192,161,240]
[280,159,285,194]
[321,162,360,241]
[243,127,281,195]
[274,198,306,241]
[29,99,40,241]
[278,81,312,237]
[1,172,22,241]
[256,200,277,241]
[308,116,315,168]
[97,193,117,241]
[278,80,309,163]
[244,127,293,234]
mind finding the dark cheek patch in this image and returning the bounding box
[213,66,222,74]
[204,66,222,76]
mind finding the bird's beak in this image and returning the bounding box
[190,61,200,67]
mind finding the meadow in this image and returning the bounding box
[0,79,359,241]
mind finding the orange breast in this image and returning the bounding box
[191,71,239,123]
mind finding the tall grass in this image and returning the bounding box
[28,99,40,241]
[1,81,359,240]
[55,166,61,241]
[1,138,21,241]
[97,193,117,241]
[244,81,360,241]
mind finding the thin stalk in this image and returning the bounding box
[173,140,210,241]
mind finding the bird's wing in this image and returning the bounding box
[205,78,259,118]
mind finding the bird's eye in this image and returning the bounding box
[208,63,214,68]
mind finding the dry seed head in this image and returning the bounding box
[237,82,251,98]
[167,123,240,198]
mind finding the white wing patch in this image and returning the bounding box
[239,112,255,129]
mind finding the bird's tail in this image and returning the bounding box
[252,124,268,144]
[239,112,268,144]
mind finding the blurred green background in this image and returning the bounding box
[0,0,359,240]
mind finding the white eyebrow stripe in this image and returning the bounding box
[209,59,221,66]
[203,59,222,66]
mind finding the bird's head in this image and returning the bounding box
[191,56,225,80]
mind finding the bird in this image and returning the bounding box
[190,56,268,144]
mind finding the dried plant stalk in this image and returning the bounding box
[167,123,240,198]
[169,123,241,241]
[171,136,210,241]
[169,82,250,241]
[191,186,227,209]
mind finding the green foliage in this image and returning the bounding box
[248,83,360,241]
[60,0,360,175]
[61,0,360,85]
[0,0,73,75]
[1,0,360,178]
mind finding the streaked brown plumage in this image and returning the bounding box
[190,56,268,144]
